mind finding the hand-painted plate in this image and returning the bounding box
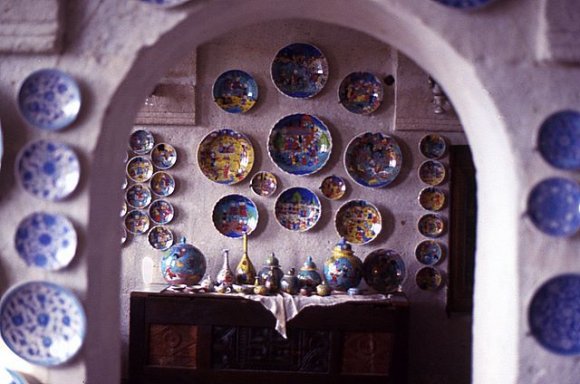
[335,200,382,244]
[415,267,443,291]
[344,132,402,188]
[213,70,258,113]
[126,184,152,209]
[415,240,444,266]
[126,156,154,183]
[15,139,80,201]
[129,129,155,155]
[15,212,77,270]
[418,159,446,186]
[274,187,321,232]
[212,194,258,238]
[18,69,81,131]
[148,199,175,225]
[419,134,447,159]
[362,249,406,293]
[418,214,446,238]
[320,175,346,200]
[418,187,446,211]
[527,177,580,237]
[124,210,150,235]
[150,171,176,197]
[430,0,498,10]
[271,43,328,99]
[148,225,174,250]
[338,72,384,115]
[151,143,177,170]
[0,281,86,366]
[538,110,580,171]
[268,113,332,176]
[249,171,278,197]
[198,129,255,184]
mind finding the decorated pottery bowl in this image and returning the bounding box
[249,171,278,197]
[151,143,177,170]
[335,199,382,244]
[129,129,155,154]
[213,69,258,113]
[418,214,446,238]
[418,160,446,186]
[419,134,447,159]
[212,194,259,238]
[274,187,321,232]
[320,175,346,200]
[338,72,384,115]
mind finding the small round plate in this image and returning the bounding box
[430,0,498,10]
[250,171,278,197]
[18,68,81,131]
[0,281,86,366]
[126,156,154,183]
[124,210,150,235]
[271,43,328,99]
[274,187,321,232]
[212,194,259,238]
[338,72,384,115]
[197,129,255,184]
[415,267,444,291]
[527,177,580,237]
[148,225,174,250]
[129,129,155,155]
[121,200,128,217]
[149,199,175,225]
[419,134,447,159]
[121,226,128,245]
[362,249,406,293]
[16,139,80,201]
[418,160,446,186]
[126,184,152,209]
[268,113,332,176]
[213,70,258,113]
[418,187,446,211]
[538,110,580,171]
[335,200,382,244]
[418,214,446,238]
[415,240,444,266]
[150,171,176,197]
[151,143,177,170]
[320,175,346,200]
[15,212,77,270]
[344,132,402,188]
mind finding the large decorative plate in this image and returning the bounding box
[362,249,406,293]
[528,274,580,355]
[125,184,152,209]
[149,199,175,225]
[430,0,497,10]
[415,240,444,266]
[527,177,580,237]
[151,143,177,170]
[268,113,332,176]
[418,187,446,211]
[249,171,278,197]
[15,212,77,270]
[344,132,402,188]
[124,210,150,235]
[148,225,174,250]
[129,129,155,155]
[320,175,346,200]
[538,110,580,171]
[198,129,254,184]
[212,194,258,238]
[419,134,447,159]
[415,267,443,291]
[338,72,384,115]
[213,70,258,113]
[271,43,328,99]
[418,160,446,186]
[16,139,80,201]
[418,214,446,238]
[18,69,81,131]
[126,156,154,183]
[150,171,176,197]
[335,200,382,244]
[0,281,86,366]
[274,187,321,232]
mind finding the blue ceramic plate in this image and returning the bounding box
[538,110,580,170]
[0,281,86,366]
[213,70,258,113]
[150,171,176,197]
[431,0,498,10]
[268,113,332,176]
[362,249,406,293]
[418,214,446,238]
[18,69,81,131]
[529,274,580,355]
[335,199,382,244]
[148,225,174,250]
[320,175,347,200]
[149,199,175,225]
[419,134,447,159]
[15,212,77,271]
[124,209,150,235]
[338,72,384,115]
[129,129,155,155]
[271,43,329,98]
[125,184,152,209]
[415,266,444,291]
[418,160,446,186]
[249,171,278,197]
[151,143,177,170]
[212,194,259,238]
[126,156,154,183]
[527,177,580,237]
[415,240,444,266]
[274,187,321,232]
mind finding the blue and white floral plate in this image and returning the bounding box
[129,129,155,155]
[338,72,384,115]
[212,194,259,238]
[274,187,321,232]
[538,110,580,171]
[213,70,258,113]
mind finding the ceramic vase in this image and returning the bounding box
[216,249,235,287]
[297,255,322,288]
[160,237,207,285]
[281,268,300,294]
[323,238,363,291]
[259,252,284,286]
[235,234,256,284]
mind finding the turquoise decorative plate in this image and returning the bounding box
[213,70,258,113]
[338,72,384,115]
[274,187,321,232]
[212,194,259,238]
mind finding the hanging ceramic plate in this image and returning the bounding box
[126,156,154,183]
[14,212,77,271]
[527,177,580,237]
[415,267,444,291]
[415,240,444,266]
[344,132,402,188]
[268,113,332,176]
[129,129,155,155]
[151,143,177,170]
[125,184,152,209]
[419,134,447,159]
[274,187,321,232]
[148,199,175,225]
[212,194,259,238]
[140,0,193,7]
[430,0,497,10]
[249,171,278,197]
[121,177,128,190]
[271,43,328,99]
[418,214,446,238]
[18,68,81,131]
[335,200,382,244]
[15,139,80,201]
[362,249,406,293]
[538,110,580,171]
[213,69,258,113]
[124,209,150,235]
[150,171,176,197]
[320,175,346,200]
[148,225,174,250]
[197,128,255,184]
[528,274,580,355]
[338,72,384,115]
[418,159,446,186]
[0,281,86,366]
[418,187,446,211]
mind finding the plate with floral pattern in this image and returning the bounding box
[148,225,174,250]
[212,194,259,238]
[335,199,382,244]
[415,240,444,266]
[213,70,258,113]
[129,129,155,155]
[320,175,347,200]
[148,199,175,225]
[418,214,446,238]
[125,184,152,209]
[250,171,278,197]
[124,210,150,235]
[415,267,444,291]
[418,159,446,186]
[275,187,321,232]
[538,110,580,171]
[150,171,176,197]
[419,134,447,159]
[338,72,384,115]
[151,143,177,170]
[418,187,446,211]
[126,156,154,183]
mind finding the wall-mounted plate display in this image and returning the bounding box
[249,171,278,197]
[268,113,332,176]
[125,184,152,209]
[344,132,402,188]
[124,210,150,235]
[538,110,580,171]
[212,194,258,238]
[335,199,382,244]
[418,214,446,238]
[271,43,328,99]
[18,68,81,131]
[415,266,443,291]
[126,156,154,183]
[527,177,580,237]
[129,129,155,155]
[418,159,446,186]
[274,187,321,232]
[415,240,444,266]
[198,129,254,185]
[362,249,405,293]
[0,281,86,366]
[151,143,177,170]
[213,69,258,114]
[418,187,446,211]
[430,0,497,10]
[149,199,175,225]
[320,175,346,200]
[15,212,77,270]
[148,225,174,250]
[16,139,80,201]
[419,134,447,159]
[150,171,176,197]
[338,72,384,115]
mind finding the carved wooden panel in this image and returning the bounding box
[148,324,198,367]
[341,332,394,375]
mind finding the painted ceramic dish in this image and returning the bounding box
[124,209,150,235]
[212,194,259,238]
[538,110,580,171]
[527,177,580,237]
[271,43,328,99]
[0,281,86,366]
[418,214,446,238]
[125,184,152,209]
[320,175,347,200]
[338,72,384,115]
[249,171,278,197]
[419,134,447,159]
[15,212,77,270]
[151,143,177,170]
[213,70,258,113]
[140,0,192,7]
[18,68,81,131]
[148,225,174,250]
[418,187,446,211]
[148,199,175,225]
[274,187,321,232]
[418,159,446,186]
[431,0,497,10]
[129,129,155,155]
[335,200,382,244]
[362,249,406,293]
[150,171,176,197]
[529,274,580,355]
[415,267,443,291]
[16,139,80,201]
[198,129,254,184]
[126,156,154,183]
[415,240,444,266]
[268,113,332,176]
